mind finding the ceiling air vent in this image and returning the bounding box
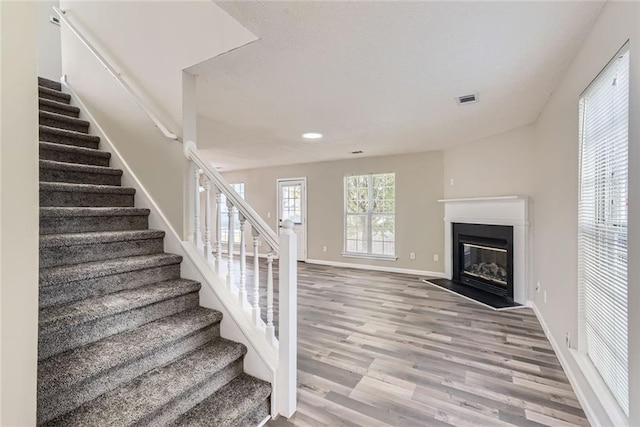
[456,93,478,105]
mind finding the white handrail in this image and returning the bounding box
[184,142,279,251]
[53,6,179,141]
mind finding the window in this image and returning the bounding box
[344,173,395,257]
[220,183,245,243]
[578,44,629,416]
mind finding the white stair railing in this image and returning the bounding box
[184,141,297,418]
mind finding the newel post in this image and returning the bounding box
[278,219,297,417]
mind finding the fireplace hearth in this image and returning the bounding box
[453,223,514,299]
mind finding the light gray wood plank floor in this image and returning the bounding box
[239,261,589,427]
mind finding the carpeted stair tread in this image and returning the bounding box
[40,181,135,195]
[37,307,223,424]
[40,159,122,176]
[39,307,222,393]
[40,229,164,247]
[39,85,71,104]
[39,110,90,133]
[38,76,62,91]
[172,374,272,427]
[40,253,183,287]
[39,141,110,166]
[39,279,201,332]
[45,340,248,427]
[40,206,150,218]
[40,125,100,149]
[39,98,81,118]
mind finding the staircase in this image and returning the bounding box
[36,76,271,426]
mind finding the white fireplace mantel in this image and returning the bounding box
[439,196,530,305]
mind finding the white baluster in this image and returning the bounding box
[266,247,276,346]
[238,214,248,307]
[226,199,235,288]
[203,177,213,262]
[193,167,201,247]
[215,189,222,271]
[252,229,261,326]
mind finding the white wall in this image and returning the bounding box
[443,125,536,199]
[533,2,639,425]
[222,151,445,273]
[36,1,61,80]
[60,1,258,235]
[0,2,40,425]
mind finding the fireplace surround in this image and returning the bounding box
[440,196,529,305]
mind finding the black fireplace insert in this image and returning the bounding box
[452,223,514,299]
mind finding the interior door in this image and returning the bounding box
[277,178,307,261]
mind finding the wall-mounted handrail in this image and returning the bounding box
[53,6,179,141]
[184,141,279,251]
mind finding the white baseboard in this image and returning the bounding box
[531,303,610,427]
[305,258,446,278]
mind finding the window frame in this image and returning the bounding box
[220,182,245,244]
[343,173,397,260]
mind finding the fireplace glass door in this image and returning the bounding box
[462,243,508,287]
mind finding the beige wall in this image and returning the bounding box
[443,125,536,199]
[0,2,40,425]
[222,151,444,273]
[36,1,61,80]
[533,2,640,425]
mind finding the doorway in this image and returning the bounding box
[277,178,307,261]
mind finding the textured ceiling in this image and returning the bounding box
[192,1,603,170]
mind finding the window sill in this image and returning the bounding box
[342,252,398,261]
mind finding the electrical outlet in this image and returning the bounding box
[450,178,455,186]
[536,281,541,292]
[566,332,571,348]
[410,252,416,260]
[322,246,327,253]
[267,212,271,218]
[544,291,547,304]
[433,254,439,262]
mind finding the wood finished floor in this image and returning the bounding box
[256,262,589,427]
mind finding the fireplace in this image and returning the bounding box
[452,223,514,299]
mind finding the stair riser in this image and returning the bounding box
[39,103,80,118]
[40,238,165,268]
[38,325,220,425]
[238,399,271,427]
[40,116,89,133]
[40,214,149,235]
[40,130,99,150]
[39,78,62,91]
[139,359,244,427]
[39,145,110,167]
[39,89,71,104]
[40,168,122,186]
[40,190,134,208]
[40,264,181,308]
[39,292,200,360]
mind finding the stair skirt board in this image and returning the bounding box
[36,76,272,425]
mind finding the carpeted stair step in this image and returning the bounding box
[37,307,223,424]
[40,207,150,235]
[40,159,122,186]
[39,110,90,133]
[39,97,81,118]
[44,339,248,427]
[40,125,100,149]
[40,230,165,268]
[39,141,110,167]
[40,253,183,308]
[38,279,201,360]
[38,76,62,91]
[172,374,271,427]
[40,182,135,207]
[39,85,71,104]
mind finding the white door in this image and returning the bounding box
[277,178,307,261]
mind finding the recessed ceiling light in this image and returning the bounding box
[302,132,323,140]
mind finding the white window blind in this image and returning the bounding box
[344,173,395,256]
[578,43,629,416]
